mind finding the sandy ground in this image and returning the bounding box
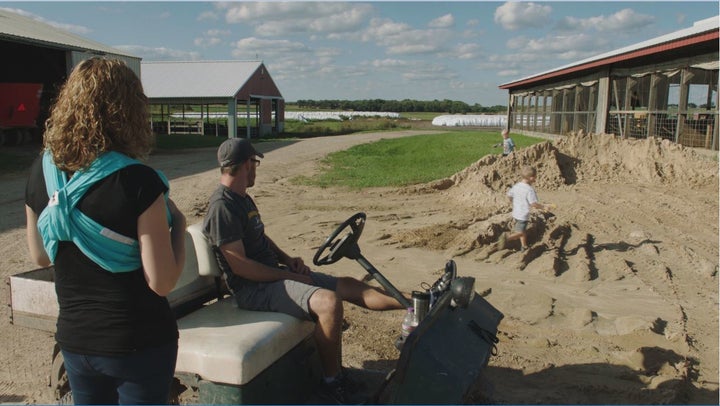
[0,129,718,404]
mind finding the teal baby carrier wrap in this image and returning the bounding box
[37,150,172,272]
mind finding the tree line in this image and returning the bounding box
[293,99,507,114]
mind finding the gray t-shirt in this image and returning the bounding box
[202,185,279,291]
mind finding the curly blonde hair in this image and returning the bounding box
[43,57,153,172]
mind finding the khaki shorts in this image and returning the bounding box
[231,271,338,321]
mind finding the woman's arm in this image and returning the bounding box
[138,196,186,297]
[25,205,51,267]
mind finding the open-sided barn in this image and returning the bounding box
[141,60,285,139]
[500,16,719,150]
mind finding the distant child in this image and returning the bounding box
[501,129,515,156]
[498,166,548,252]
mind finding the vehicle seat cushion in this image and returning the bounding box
[186,222,221,277]
[175,297,315,385]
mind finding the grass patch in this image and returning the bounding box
[295,131,543,188]
[280,117,411,138]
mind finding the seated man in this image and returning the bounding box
[202,138,405,404]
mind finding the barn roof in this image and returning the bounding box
[499,16,719,90]
[0,8,137,58]
[141,60,275,100]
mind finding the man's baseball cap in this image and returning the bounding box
[217,138,264,167]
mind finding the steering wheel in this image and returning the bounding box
[313,212,366,266]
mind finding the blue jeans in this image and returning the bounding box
[61,341,178,405]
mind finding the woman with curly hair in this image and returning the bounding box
[24,57,186,404]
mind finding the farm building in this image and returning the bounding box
[0,8,140,145]
[499,16,719,150]
[141,61,285,139]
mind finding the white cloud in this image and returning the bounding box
[194,37,222,47]
[206,29,230,37]
[231,37,312,59]
[497,69,521,77]
[369,58,411,68]
[506,33,608,56]
[557,8,655,32]
[441,43,481,60]
[218,2,373,36]
[115,45,200,61]
[194,29,230,48]
[429,14,454,29]
[0,7,91,34]
[402,64,458,81]
[478,28,610,80]
[494,2,552,30]
[197,10,219,21]
[362,17,453,55]
[386,43,438,55]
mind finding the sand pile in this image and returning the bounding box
[392,132,718,260]
[383,132,718,403]
[554,132,717,187]
[420,132,716,200]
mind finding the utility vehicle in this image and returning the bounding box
[9,212,503,403]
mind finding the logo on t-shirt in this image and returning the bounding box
[248,210,263,231]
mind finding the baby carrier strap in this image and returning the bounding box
[37,150,171,272]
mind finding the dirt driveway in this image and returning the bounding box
[1,130,717,404]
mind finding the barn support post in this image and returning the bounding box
[573,86,582,132]
[675,68,693,143]
[246,100,251,139]
[623,77,637,138]
[532,93,540,131]
[647,73,660,138]
[612,80,623,138]
[542,93,549,132]
[505,93,512,132]
[588,85,597,133]
[167,103,171,135]
[227,98,237,139]
[714,76,719,150]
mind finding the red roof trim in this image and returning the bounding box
[499,30,719,89]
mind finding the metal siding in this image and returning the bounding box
[0,9,138,59]
[141,61,270,99]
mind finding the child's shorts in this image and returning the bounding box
[513,219,528,232]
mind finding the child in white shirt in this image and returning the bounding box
[499,166,547,251]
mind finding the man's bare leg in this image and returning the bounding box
[336,277,405,310]
[308,288,343,379]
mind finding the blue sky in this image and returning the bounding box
[2,1,717,105]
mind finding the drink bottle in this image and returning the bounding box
[400,307,418,339]
[395,307,419,350]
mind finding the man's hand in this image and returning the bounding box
[285,256,311,275]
